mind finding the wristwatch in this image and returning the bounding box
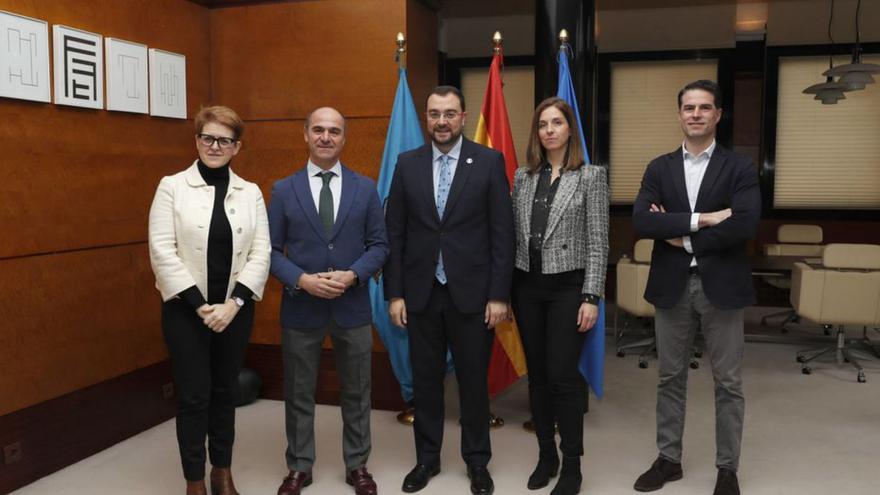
[582,293,600,305]
[232,296,245,308]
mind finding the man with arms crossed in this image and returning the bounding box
[269,107,389,495]
[631,80,760,495]
[384,86,514,495]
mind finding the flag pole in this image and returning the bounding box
[490,29,509,430]
[389,31,418,426]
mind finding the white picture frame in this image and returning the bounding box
[105,38,148,114]
[53,24,103,109]
[0,10,51,103]
[149,48,186,119]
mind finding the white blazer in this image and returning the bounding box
[148,161,271,302]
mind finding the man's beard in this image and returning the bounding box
[431,126,460,146]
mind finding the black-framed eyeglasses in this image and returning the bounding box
[197,133,238,149]
[426,110,461,121]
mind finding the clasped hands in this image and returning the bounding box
[649,203,732,248]
[298,270,357,299]
[197,300,240,333]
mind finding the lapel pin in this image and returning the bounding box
[466,158,473,165]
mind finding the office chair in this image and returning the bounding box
[789,243,880,383]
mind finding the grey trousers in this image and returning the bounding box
[654,274,745,471]
[282,321,372,472]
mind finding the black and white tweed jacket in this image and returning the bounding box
[512,164,609,297]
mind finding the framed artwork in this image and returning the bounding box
[105,38,148,114]
[0,11,50,103]
[149,48,186,119]
[53,24,103,109]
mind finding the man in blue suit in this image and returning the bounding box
[269,107,389,495]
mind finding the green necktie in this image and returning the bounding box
[319,171,335,236]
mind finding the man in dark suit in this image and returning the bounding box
[269,107,388,495]
[631,80,760,495]
[384,86,514,495]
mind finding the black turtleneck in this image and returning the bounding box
[177,160,253,309]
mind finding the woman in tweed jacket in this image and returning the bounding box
[511,97,609,495]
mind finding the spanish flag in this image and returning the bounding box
[473,46,528,396]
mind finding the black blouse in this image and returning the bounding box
[528,164,562,273]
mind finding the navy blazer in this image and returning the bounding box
[632,145,761,310]
[268,164,389,329]
[383,138,514,314]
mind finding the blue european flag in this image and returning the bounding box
[370,68,424,403]
[557,44,605,399]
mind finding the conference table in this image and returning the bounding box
[749,254,822,277]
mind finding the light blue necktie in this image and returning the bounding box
[435,154,452,284]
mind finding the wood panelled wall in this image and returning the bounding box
[0,0,437,414]
[0,0,212,417]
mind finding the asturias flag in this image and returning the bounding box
[557,43,606,399]
[473,47,529,396]
[370,67,424,403]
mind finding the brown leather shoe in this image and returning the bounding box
[346,466,378,495]
[277,471,313,495]
[210,467,240,495]
[186,480,208,495]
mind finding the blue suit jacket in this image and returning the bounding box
[268,164,389,329]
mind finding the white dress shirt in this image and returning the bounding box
[306,160,342,221]
[681,139,716,266]
[431,136,463,199]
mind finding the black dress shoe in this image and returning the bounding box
[713,468,740,495]
[401,464,440,493]
[633,457,683,492]
[467,465,494,495]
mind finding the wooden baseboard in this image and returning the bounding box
[245,344,407,411]
[0,361,176,494]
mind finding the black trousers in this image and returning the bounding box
[512,269,587,458]
[407,282,493,467]
[162,298,253,481]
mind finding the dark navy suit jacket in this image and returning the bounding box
[383,138,514,314]
[632,145,761,310]
[268,164,389,329]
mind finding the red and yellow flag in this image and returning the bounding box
[473,47,527,396]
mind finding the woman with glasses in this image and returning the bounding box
[510,97,608,495]
[148,106,270,495]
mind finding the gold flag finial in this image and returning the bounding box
[493,31,503,54]
[559,29,569,43]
